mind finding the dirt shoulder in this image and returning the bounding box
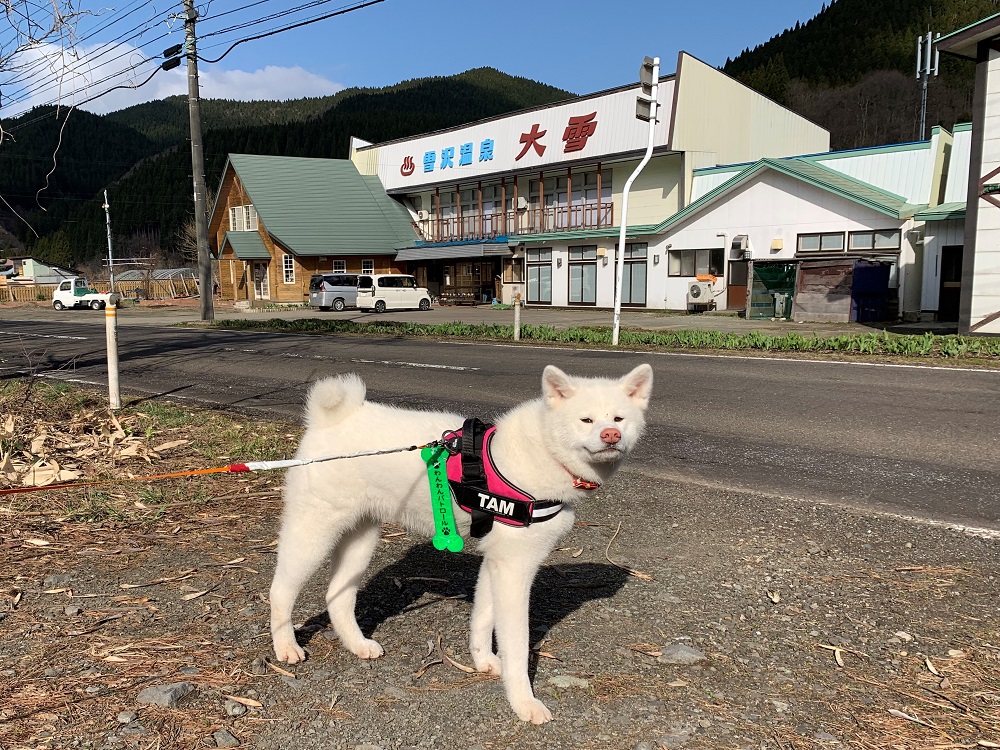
[1,388,998,750]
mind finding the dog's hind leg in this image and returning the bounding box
[469,563,502,675]
[485,553,553,725]
[325,520,384,659]
[270,506,352,664]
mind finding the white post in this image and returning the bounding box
[105,300,121,410]
[513,292,521,341]
[103,189,115,293]
[613,56,659,346]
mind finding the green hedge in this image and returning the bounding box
[211,319,1000,359]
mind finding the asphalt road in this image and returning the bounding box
[1,313,998,532]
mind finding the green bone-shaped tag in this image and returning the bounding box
[422,445,464,553]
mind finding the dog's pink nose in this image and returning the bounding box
[601,427,621,445]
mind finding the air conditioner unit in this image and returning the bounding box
[516,196,528,210]
[416,209,430,221]
[687,280,714,305]
[730,234,748,260]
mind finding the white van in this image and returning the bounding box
[309,273,359,311]
[356,274,432,313]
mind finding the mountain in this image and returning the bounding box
[723,0,998,149]
[1,68,574,267]
[104,94,344,148]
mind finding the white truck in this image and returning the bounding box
[52,277,117,310]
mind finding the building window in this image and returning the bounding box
[362,259,374,274]
[229,204,258,232]
[849,229,901,251]
[526,248,552,305]
[797,232,845,252]
[503,257,524,283]
[282,253,295,284]
[568,245,597,305]
[667,248,725,277]
[332,259,346,273]
[616,242,647,306]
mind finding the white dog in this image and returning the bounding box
[269,364,653,724]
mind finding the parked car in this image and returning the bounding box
[356,274,432,313]
[52,277,117,310]
[308,273,360,311]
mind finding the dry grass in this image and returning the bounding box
[2,378,999,749]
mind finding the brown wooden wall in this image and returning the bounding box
[211,164,403,304]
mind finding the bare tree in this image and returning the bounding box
[1,0,89,107]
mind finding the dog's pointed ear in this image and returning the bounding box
[542,365,576,405]
[620,364,653,409]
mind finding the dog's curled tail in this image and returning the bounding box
[305,374,366,429]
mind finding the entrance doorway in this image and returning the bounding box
[253,262,270,300]
[938,245,962,321]
[727,260,748,311]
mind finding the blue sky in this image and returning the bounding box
[3,0,830,116]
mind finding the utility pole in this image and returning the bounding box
[183,0,214,321]
[613,56,659,347]
[102,189,115,293]
[916,31,940,141]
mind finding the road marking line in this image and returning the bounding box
[446,341,1000,374]
[0,330,88,340]
[349,358,479,371]
[622,465,1000,539]
[219,346,478,371]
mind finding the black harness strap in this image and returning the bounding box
[460,418,495,538]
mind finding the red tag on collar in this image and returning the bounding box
[572,477,601,490]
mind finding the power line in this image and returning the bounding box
[1,16,178,109]
[198,0,384,64]
[1,0,381,116]
[0,0,185,113]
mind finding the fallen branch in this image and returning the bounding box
[604,522,653,581]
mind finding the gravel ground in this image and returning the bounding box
[3,458,999,750]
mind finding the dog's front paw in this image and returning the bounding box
[473,652,502,676]
[273,637,306,664]
[350,638,384,660]
[512,697,553,725]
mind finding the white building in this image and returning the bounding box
[348,52,981,323]
[937,15,1000,335]
[351,52,829,308]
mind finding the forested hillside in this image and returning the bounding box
[104,94,344,147]
[723,0,997,148]
[1,68,572,267]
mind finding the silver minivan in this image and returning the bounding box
[308,273,360,311]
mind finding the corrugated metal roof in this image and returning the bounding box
[226,154,418,256]
[937,12,1000,59]
[691,169,742,201]
[652,158,920,235]
[224,231,270,260]
[513,225,657,244]
[914,201,966,221]
[396,243,513,261]
[116,267,197,281]
[810,141,933,204]
[944,127,972,203]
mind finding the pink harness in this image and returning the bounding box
[443,421,566,537]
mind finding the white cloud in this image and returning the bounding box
[3,42,344,118]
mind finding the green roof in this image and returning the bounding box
[914,201,966,221]
[937,12,1000,59]
[652,158,922,234]
[219,155,417,256]
[224,231,270,260]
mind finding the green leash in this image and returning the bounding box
[422,445,464,553]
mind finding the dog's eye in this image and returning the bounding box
[580,418,593,424]
[614,416,624,423]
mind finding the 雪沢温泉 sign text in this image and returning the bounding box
[399,112,600,178]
